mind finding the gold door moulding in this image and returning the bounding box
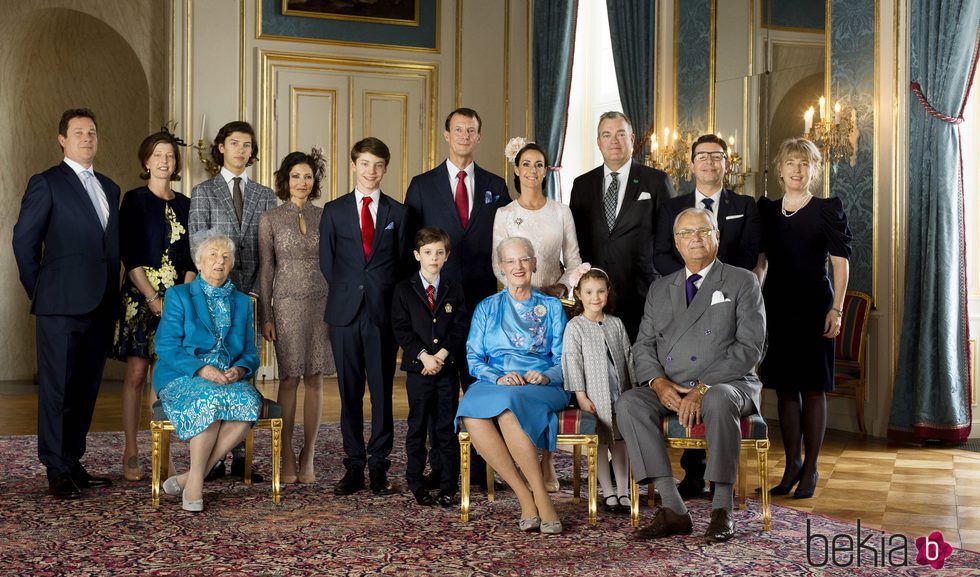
[363,91,411,196]
[281,0,422,27]
[256,0,441,53]
[258,49,438,185]
[289,86,339,193]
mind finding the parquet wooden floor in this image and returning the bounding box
[2,376,978,551]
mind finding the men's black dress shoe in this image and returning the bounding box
[205,459,227,482]
[369,469,397,495]
[422,471,442,490]
[704,508,736,543]
[230,456,265,483]
[334,468,366,496]
[435,491,455,508]
[413,489,436,506]
[72,470,112,489]
[677,477,707,500]
[635,507,694,540]
[49,473,82,499]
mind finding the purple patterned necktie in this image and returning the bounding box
[686,273,702,306]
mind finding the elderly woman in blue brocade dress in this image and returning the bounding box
[152,234,262,512]
[456,236,568,535]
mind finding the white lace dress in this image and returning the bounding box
[491,199,583,292]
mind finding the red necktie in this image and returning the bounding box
[455,170,469,229]
[361,196,374,261]
[426,285,435,312]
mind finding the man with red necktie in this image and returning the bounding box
[404,108,509,492]
[319,137,409,497]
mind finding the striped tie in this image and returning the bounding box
[426,285,435,312]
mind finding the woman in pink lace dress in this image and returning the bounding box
[258,149,336,484]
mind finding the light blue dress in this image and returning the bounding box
[157,277,261,440]
[455,289,569,451]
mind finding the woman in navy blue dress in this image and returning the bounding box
[755,138,851,500]
[111,130,195,481]
[456,237,568,534]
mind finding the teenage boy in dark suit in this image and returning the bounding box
[391,227,469,507]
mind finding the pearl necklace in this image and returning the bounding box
[781,192,813,217]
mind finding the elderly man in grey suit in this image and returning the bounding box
[188,120,277,480]
[616,207,766,544]
[189,120,277,295]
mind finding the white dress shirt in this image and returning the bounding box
[354,188,380,228]
[603,159,633,217]
[221,167,249,199]
[446,159,475,217]
[63,156,109,224]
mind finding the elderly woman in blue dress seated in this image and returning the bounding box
[456,236,569,535]
[152,234,262,512]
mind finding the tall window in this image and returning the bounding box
[561,2,623,203]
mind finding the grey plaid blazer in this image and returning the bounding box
[188,173,277,294]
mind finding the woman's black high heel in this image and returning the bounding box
[792,472,818,499]
[769,468,803,496]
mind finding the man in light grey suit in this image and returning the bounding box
[188,120,277,480]
[616,207,765,544]
[189,120,277,295]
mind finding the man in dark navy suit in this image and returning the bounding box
[403,108,508,491]
[651,133,761,500]
[569,111,675,341]
[320,137,409,496]
[12,108,120,499]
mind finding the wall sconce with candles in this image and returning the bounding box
[802,96,859,172]
[192,113,221,177]
[643,128,751,193]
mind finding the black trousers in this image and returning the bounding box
[426,364,490,485]
[35,301,113,481]
[406,372,459,494]
[330,312,397,471]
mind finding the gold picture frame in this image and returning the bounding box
[282,0,421,27]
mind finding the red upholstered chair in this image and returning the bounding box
[458,407,599,525]
[629,412,771,531]
[829,291,873,434]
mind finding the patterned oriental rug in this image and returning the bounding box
[1,424,978,577]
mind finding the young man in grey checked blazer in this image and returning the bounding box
[188,120,277,481]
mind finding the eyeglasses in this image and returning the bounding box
[674,228,715,239]
[693,152,727,163]
[501,256,534,266]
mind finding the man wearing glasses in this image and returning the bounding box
[619,207,765,544]
[652,133,761,500]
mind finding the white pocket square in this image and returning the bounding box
[725,214,744,220]
[710,290,731,305]
[637,192,652,201]
[384,221,395,231]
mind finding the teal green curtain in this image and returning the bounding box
[606,0,655,157]
[533,0,578,199]
[889,1,980,442]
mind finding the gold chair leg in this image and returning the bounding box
[758,444,771,531]
[160,429,171,481]
[586,440,597,526]
[151,426,162,507]
[630,470,640,528]
[271,419,282,503]
[244,429,254,486]
[572,444,582,501]
[647,481,655,507]
[738,447,748,509]
[459,432,471,522]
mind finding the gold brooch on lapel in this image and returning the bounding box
[444,303,453,313]
[533,304,546,317]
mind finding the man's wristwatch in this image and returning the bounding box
[695,382,710,397]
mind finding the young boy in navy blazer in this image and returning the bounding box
[320,137,409,496]
[391,227,469,507]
